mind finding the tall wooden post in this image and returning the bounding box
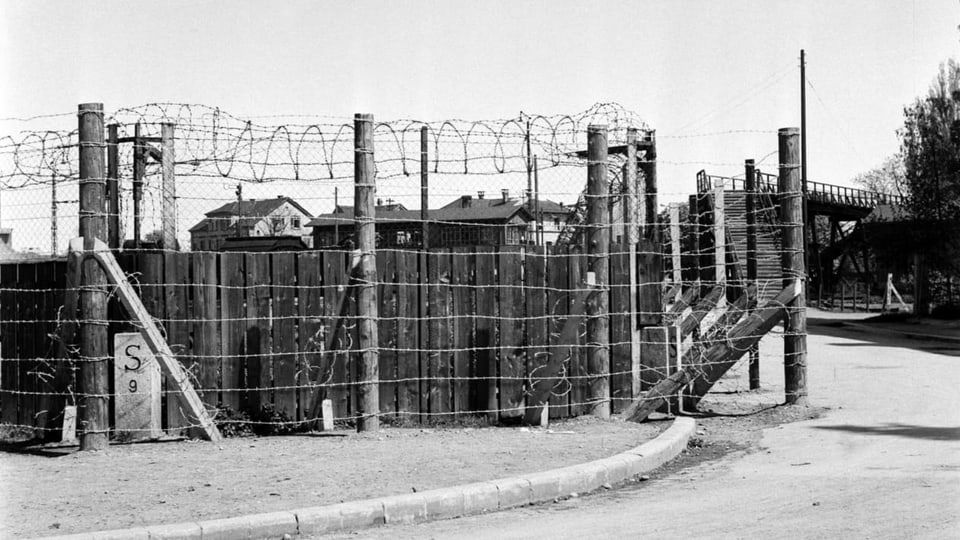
[688,194,700,289]
[419,125,430,418]
[669,203,682,301]
[586,124,610,418]
[51,172,58,254]
[78,103,109,450]
[745,159,760,390]
[133,122,144,249]
[161,123,177,250]
[333,186,339,244]
[640,131,658,242]
[779,127,807,405]
[626,129,641,395]
[534,156,542,245]
[107,124,120,250]
[713,179,725,287]
[420,126,429,250]
[354,113,380,432]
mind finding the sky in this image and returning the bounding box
[1,0,958,250]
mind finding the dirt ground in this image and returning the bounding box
[0,415,665,538]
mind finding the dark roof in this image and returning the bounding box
[205,196,313,218]
[308,205,533,228]
[440,196,569,216]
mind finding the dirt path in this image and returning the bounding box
[0,415,664,538]
[363,311,960,539]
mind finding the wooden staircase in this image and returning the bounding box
[722,191,783,303]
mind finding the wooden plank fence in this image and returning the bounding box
[0,244,646,433]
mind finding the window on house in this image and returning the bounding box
[292,217,301,229]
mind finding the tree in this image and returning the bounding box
[897,59,960,313]
[851,154,904,195]
[899,59,960,223]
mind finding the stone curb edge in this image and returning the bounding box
[43,417,695,540]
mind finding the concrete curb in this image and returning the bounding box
[43,417,695,540]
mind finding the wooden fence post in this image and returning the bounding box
[586,124,610,418]
[161,123,177,250]
[78,102,109,450]
[779,127,807,405]
[419,125,432,420]
[688,194,700,289]
[132,122,144,249]
[669,203,682,302]
[421,126,429,250]
[883,272,892,313]
[107,124,120,250]
[745,159,760,390]
[626,128,641,396]
[641,130,658,242]
[355,113,380,432]
[713,178,725,289]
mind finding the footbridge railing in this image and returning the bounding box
[697,170,904,209]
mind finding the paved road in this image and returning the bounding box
[344,313,960,539]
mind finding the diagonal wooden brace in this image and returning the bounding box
[69,238,222,442]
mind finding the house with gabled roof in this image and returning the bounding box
[189,196,314,251]
[308,192,539,249]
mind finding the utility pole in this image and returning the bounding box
[800,49,811,290]
[235,184,242,238]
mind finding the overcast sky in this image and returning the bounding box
[1,0,958,203]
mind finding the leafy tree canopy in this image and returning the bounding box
[899,59,960,222]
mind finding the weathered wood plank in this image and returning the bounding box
[396,249,420,421]
[36,261,64,435]
[192,252,220,408]
[428,248,452,420]
[219,252,245,411]
[49,253,80,441]
[637,238,663,327]
[377,249,398,418]
[609,244,632,413]
[474,246,498,421]
[244,253,272,413]
[524,246,548,418]
[450,247,473,416]
[271,252,297,420]
[568,246,587,416]
[322,250,349,422]
[497,245,524,419]
[138,252,165,425]
[546,246,569,419]
[19,263,38,428]
[164,252,191,434]
[296,252,323,422]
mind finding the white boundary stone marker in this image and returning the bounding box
[114,332,162,440]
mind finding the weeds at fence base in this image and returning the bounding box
[0,424,38,444]
[214,403,306,438]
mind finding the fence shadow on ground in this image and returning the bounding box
[812,423,960,442]
[807,317,960,358]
